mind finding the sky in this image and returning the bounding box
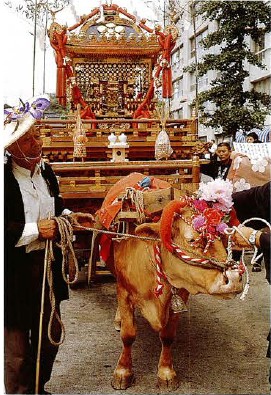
[1,0,161,106]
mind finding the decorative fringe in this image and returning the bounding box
[155,102,173,160]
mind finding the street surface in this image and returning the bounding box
[47,257,270,395]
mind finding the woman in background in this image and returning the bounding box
[246,132,262,143]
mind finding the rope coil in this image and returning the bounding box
[46,215,80,346]
[232,217,271,300]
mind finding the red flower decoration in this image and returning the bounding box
[193,199,208,212]
[204,208,224,227]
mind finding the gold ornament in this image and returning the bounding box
[73,104,87,160]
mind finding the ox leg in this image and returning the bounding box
[114,306,121,331]
[112,286,136,390]
[157,311,180,391]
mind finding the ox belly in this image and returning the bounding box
[114,239,173,332]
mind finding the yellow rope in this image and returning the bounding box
[46,240,65,346]
[46,215,80,346]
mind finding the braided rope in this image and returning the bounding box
[153,244,167,297]
[45,215,80,346]
[71,223,237,269]
[70,223,160,241]
[231,217,271,300]
[171,243,215,267]
[46,240,65,346]
[54,216,79,285]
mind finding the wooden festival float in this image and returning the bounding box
[36,2,209,279]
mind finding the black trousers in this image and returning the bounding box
[4,251,62,394]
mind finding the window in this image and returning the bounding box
[173,78,183,99]
[253,34,265,53]
[198,74,208,89]
[178,107,184,119]
[179,47,183,65]
[190,37,196,59]
[173,80,178,99]
[172,46,183,67]
[190,71,208,92]
[190,72,196,92]
[189,1,201,22]
[253,34,265,62]
[180,78,183,97]
[252,77,271,95]
[172,50,179,66]
[190,28,208,59]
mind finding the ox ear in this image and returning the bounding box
[135,222,161,238]
[160,199,187,253]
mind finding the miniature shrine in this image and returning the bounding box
[47,2,178,119]
[38,1,208,214]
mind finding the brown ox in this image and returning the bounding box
[108,199,243,391]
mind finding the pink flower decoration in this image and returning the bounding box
[212,202,228,212]
[216,222,228,234]
[192,215,206,230]
[193,199,208,212]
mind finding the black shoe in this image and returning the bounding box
[252,263,261,272]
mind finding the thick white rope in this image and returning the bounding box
[231,217,271,301]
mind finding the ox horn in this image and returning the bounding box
[160,199,187,253]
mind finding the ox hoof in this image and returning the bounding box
[114,320,121,331]
[157,376,179,392]
[111,373,135,390]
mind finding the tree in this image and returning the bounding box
[4,0,70,27]
[187,0,271,139]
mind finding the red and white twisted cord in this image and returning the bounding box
[153,244,167,297]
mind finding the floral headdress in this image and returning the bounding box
[4,95,50,149]
[188,179,234,252]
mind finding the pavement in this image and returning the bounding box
[47,256,270,395]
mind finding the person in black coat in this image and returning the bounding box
[4,156,69,395]
[232,181,270,274]
[200,142,232,180]
[232,181,270,384]
[4,95,93,394]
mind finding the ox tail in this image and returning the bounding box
[160,199,187,253]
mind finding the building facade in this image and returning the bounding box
[169,0,271,142]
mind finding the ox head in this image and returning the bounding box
[136,199,243,298]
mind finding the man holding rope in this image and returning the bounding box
[231,181,270,385]
[4,95,93,394]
